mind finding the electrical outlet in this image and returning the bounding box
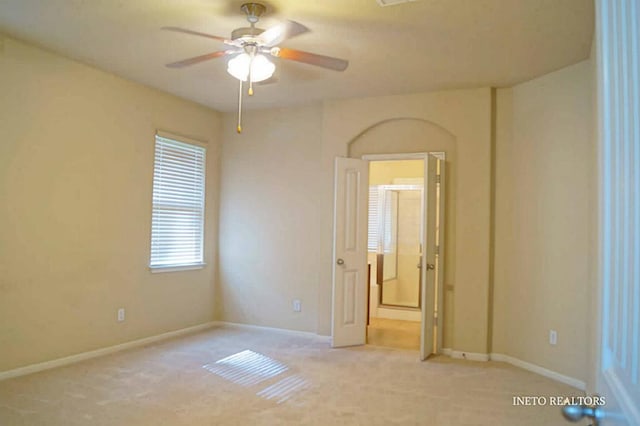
[292,299,302,312]
[549,329,557,345]
[117,308,125,322]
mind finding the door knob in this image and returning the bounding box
[562,404,601,425]
[426,263,435,270]
[336,258,344,265]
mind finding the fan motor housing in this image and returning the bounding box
[241,3,266,23]
[231,27,265,40]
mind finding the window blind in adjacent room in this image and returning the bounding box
[149,135,206,269]
[368,186,379,252]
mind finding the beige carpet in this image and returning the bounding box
[0,325,584,425]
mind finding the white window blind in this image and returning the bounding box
[368,187,401,253]
[368,186,379,252]
[150,135,206,269]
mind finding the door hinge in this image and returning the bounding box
[433,315,438,326]
[435,174,441,184]
[435,245,440,255]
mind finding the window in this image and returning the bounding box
[368,186,380,252]
[149,134,206,270]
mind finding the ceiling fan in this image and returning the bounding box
[162,2,349,133]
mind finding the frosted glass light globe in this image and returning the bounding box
[227,53,275,82]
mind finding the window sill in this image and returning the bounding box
[149,263,206,273]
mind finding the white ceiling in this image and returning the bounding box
[0,0,594,112]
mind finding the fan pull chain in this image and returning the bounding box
[248,53,254,96]
[237,79,243,134]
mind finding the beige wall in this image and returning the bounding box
[492,60,592,380]
[216,105,323,332]
[218,88,493,354]
[0,37,221,372]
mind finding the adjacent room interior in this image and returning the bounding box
[367,159,426,351]
[1,0,639,424]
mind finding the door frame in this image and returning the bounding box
[589,0,640,423]
[362,152,445,355]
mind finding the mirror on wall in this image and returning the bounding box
[374,184,423,309]
[382,190,398,281]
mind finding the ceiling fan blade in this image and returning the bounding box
[161,26,233,45]
[274,48,349,72]
[259,20,309,47]
[165,51,230,68]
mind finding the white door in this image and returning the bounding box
[574,1,640,424]
[420,155,439,360]
[331,157,369,347]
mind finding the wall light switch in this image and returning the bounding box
[549,329,557,345]
[293,299,302,312]
[117,308,125,322]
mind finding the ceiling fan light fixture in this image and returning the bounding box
[163,2,348,134]
[227,53,275,82]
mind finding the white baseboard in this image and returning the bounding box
[0,322,217,382]
[1,322,585,392]
[214,321,331,342]
[490,353,586,391]
[440,347,489,361]
[439,349,585,390]
[450,350,490,362]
